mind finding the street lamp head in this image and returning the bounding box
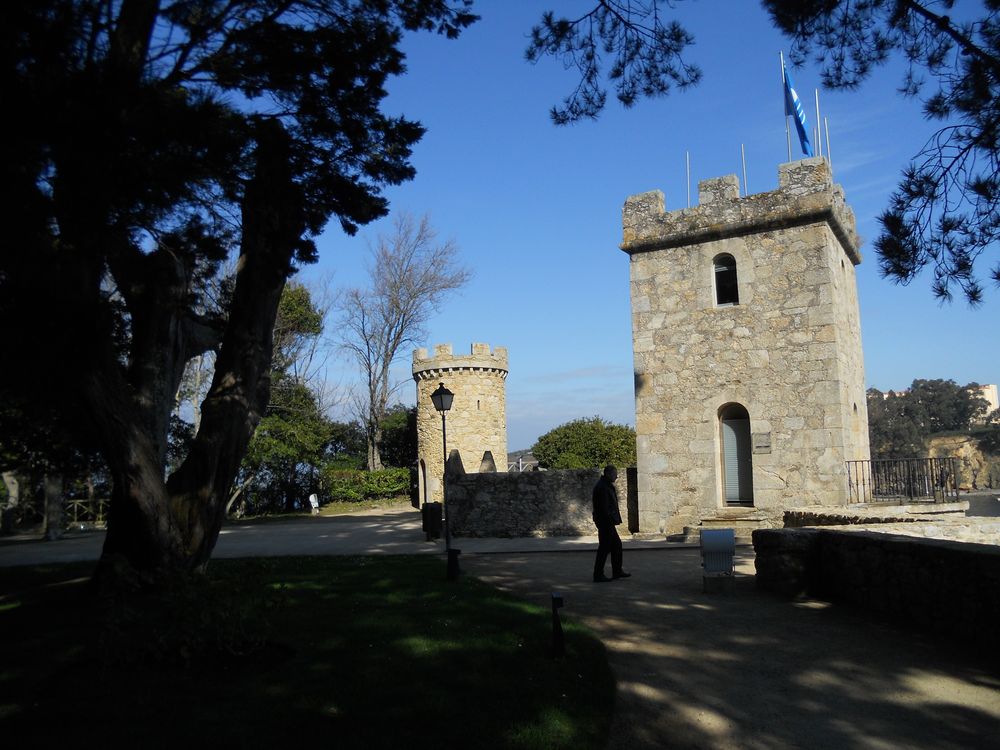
[430,383,454,413]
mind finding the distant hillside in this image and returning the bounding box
[928,433,1000,490]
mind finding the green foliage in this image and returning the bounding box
[527,4,701,124]
[532,417,636,469]
[379,404,417,468]
[319,468,410,502]
[326,420,367,469]
[866,389,927,458]
[241,379,332,514]
[272,282,325,373]
[867,380,992,458]
[1,0,477,573]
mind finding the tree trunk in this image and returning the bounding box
[42,474,63,541]
[94,121,304,584]
[1,472,20,535]
[368,430,384,471]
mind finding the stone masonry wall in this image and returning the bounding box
[447,468,637,538]
[753,528,1000,651]
[413,343,508,504]
[622,158,870,536]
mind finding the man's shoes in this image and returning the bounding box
[612,571,632,579]
[593,574,612,583]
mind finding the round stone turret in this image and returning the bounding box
[412,343,508,505]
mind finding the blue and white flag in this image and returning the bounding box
[783,63,813,158]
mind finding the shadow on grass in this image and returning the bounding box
[0,557,613,749]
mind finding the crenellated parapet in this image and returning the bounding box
[621,157,862,265]
[412,342,509,381]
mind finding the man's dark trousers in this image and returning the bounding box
[594,523,624,578]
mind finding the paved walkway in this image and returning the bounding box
[3,506,999,748]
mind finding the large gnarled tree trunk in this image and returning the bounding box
[91,122,303,582]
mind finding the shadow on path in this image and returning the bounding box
[464,549,1000,750]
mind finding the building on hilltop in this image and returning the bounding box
[973,384,999,423]
[621,157,871,537]
[412,343,508,505]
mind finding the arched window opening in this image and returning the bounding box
[714,254,739,306]
[719,403,754,505]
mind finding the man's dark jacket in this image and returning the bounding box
[592,476,622,528]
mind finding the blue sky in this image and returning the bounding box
[307,1,998,451]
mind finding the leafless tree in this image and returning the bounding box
[340,213,471,470]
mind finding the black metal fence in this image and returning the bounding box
[845,457,960,504]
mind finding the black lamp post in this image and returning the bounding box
[430,383,459,578]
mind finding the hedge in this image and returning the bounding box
[319,468,410,503]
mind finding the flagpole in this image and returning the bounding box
[825,116,832,172]
[686,150,691,208]
[814,89,822,158]
[741,144,748,197]
[780,52,791,161]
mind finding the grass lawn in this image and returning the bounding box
[0,556,614,749]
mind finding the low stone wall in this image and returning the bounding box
[447,468,638,537]
[783,505,1000,544]
[754,528,1000,650]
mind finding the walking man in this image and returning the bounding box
[592,465,630,582]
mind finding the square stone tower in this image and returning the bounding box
[621,158,870,536]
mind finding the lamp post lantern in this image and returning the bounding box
[430,383,459,578]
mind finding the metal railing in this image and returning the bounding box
[845,458,960,504]
[65,497,109,525]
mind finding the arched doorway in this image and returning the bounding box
[719,403,754,505]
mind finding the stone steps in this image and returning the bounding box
[671,511,773,544]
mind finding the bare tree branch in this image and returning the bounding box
[339,212,470,469]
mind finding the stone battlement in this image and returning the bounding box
[621,157,862,264]
[412,342,508,380]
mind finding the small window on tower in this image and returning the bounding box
[714,254,739,306]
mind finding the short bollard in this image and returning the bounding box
[446,548,461,581]
[551,592,565,657]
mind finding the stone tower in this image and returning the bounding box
[412,343,508,505]
[621,158,870,536]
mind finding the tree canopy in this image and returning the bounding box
[867,379,991,457]
[532,417,636,469]
[0,0,475,582]
[528,1,701,124]
[763,0,1000,303]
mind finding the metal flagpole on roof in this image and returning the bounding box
[686,150,691,208]
[780,52,791,161]
[825,117,833,172]
[741,144,748,197]
[814,89,822,158]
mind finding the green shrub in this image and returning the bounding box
[362,468,409,498]
[319,467,410,502]
[532,417,636,469]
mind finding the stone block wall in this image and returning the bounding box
[754,528,1000,650]
[447,468,637,538]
